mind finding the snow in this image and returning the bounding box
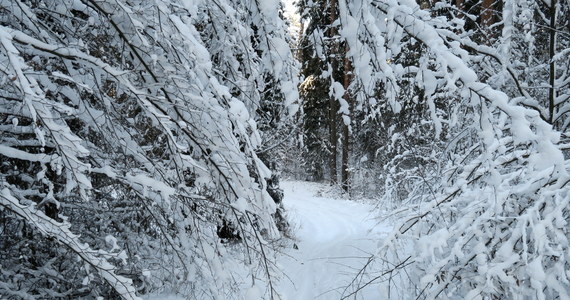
[230,197,250,213]
[125,173,175,200]
[330,81,345,100]
[278,181,392,299]
[245,284,262,300]
[142,181,392,300]
[144,294,185,300]
[5,0,569,298]
[144,179,395,299]
[105,235,120,252]
[1,188,141,300]
[0,144,53,163]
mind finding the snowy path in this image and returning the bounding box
[278,181,392,300]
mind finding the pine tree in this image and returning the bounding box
[298,0,342,183]
[298,0,353,187]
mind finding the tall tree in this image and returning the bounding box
[328,0,340,184]
[548,0,558,124]
[341,45,351,192]
[298,0,353,188]
[298,0,344,184]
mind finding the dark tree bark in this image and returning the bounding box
[456,0,465,18]
[341,44,351,192]
[329,0,339,184]
[480,0,495,41]
[549,0,558,124]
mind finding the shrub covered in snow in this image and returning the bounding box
[0,0,297,298]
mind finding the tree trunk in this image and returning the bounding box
[296,21,305,60]
[329,94,338,184]
[341,44,351,192]
[549,0,557,124]
[456,0,465,19]
[329,0,338,184]
[480,0,494,31]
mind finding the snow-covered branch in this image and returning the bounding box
[1,188,140,300]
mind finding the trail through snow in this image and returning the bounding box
[145,181,392,300]
[278,181,392,300]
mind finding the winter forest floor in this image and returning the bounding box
[146,181,392,300]
[277,181,392,299]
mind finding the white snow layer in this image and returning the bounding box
[145,181,391,299]
[277,181,392,299]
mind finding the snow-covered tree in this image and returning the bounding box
[0,0,297,298]
[297,0,445,195]
[297,0,339,183]
[294,0,570,299]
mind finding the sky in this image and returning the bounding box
[281,0,302,38]
[282,0,297,20]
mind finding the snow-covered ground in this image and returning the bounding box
[146,181,391,300]
[277,181,392,300]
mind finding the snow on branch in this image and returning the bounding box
[0,188,141,300]
[0,0,297,298]
[338,0,570,299]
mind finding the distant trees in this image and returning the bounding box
[297,0,441,194]
[298,0,338,183]
[297,0,354,191]
[0,0,297,299]
[297,0,570,190]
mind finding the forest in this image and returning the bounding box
[1,0,569,299]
